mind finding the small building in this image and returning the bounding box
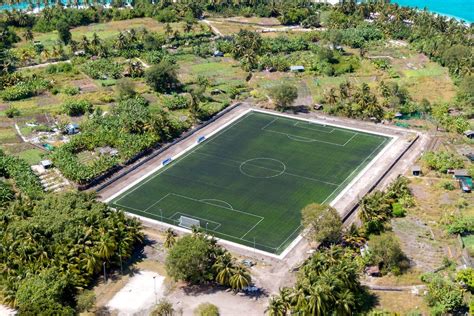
[213,50,224,57]
[466,153,474,162]
[459,177,472,193]
[453,169,469,178]
[290,65,305,72]
[365,265,381,277]
[210,88,224,95]
[40,159,53,169]
[314,104,324,111]
[65,123,79,135]
[463,130,474,139]
[453,169,472,193]
[412,165,421,176]
[73,50,85,56]
[394,112,404,119]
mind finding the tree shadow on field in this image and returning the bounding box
[357,287,379,313]
[182,283,225,296]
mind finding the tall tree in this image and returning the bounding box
[56,20,72,45]
[301,203,342,244]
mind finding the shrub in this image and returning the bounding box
[163,93,189,110]
[0,181,14,205]
[82,59,122,80]
[62,99,93,116]
[269,82,298,110]
[46,62,73,74]
[422,273,465,314]
[151,299,175,316]
[194,303,219,316]
[438,180,455,191]
[75,289,96,312]
[456,268,474,293]
[422,151,464,174]
[62,85,80,96]
[368,233,409,275]
[5,106,20,118]
[145,60,179,93]
[391,203,406,217]
[447,216,474,235]
[115,78,136,100]
[1,78,50,101]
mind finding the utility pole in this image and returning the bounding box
[103,262,107,283]
[119,254,123,275]
[153,276,157,304]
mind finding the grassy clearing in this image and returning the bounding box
[15,147,44,165]
[368,44,456,103]
[371,290,429,314]
[16,18,184,50]
[110,111,389,254]
[462,235,474,255]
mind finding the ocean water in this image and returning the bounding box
[390,0,474,23]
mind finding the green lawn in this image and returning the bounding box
[462,235,474,256]
[110,111,389,254]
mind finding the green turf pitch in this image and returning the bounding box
[110,111,390,254]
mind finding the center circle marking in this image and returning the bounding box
[239,158,286,179]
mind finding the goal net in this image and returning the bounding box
[179,216,200,229]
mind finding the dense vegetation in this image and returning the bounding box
[0,149,144,314]
[267,246,369,315]
[51,96,189,183]
[358,176,414,235]
[0,149,43,198]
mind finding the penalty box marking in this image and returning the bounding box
[262,118,358,146]
[293,121,335,133]
[148,193,265,240]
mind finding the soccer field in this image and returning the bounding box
[109,111,390,255]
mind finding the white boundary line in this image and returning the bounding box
[294,121,335,134]
[104,108,254,203]
[104,108,399,260]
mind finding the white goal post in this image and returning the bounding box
[178,216,200,229]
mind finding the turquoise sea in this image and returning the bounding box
[390,0,474,23]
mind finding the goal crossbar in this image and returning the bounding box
[178,216,200,229]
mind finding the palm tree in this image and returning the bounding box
[23,28,34,42]
[266,296,287,316]
[229,265,251,291]
[163,228,176,248]
[91,32,101,48]
[69,39,78,52]
[164,23,172,38]
[81,35,90,53]
[359,191,390,223]
[184,20,193,33]
[334,289,355,316]
[213,252,234,286]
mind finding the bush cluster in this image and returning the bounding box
[0,77,50,101]
[81,59,123,80]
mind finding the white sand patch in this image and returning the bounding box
[0,305,16,316]
[107,271,164,315]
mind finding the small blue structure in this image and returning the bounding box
[213,50,224,57]
[65,123,79,135]
[290,65,305,72]
[163,158,172,166]
[453,169,472,193]
[198,136,206,143]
